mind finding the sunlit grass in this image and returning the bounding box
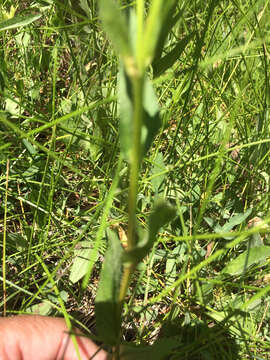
[0,0,270,359]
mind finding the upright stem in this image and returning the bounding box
[118,75,144,302]
[127,76,144,250]
[116,3,146,356]
[116,75,144,354]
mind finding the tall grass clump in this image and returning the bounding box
[1,0,270,359]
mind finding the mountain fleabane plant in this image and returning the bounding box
[83,0,189,358]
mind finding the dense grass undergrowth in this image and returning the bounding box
[0,0,270,359]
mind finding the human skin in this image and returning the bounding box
[0,315,108,360]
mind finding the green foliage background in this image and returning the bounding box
[0,0,270,359]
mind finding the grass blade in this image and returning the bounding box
[0,13,42,31]
[222,246,270,276]
[152,32,195,78]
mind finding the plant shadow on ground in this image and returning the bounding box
[71,305,241,360]
[122,313,242,360]
[158,316,241,360]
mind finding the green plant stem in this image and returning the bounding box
[118,263,136,309]
[127,76,144,250]
[113,262,135,360]
[116,74,144,357]
[115,263,136,360]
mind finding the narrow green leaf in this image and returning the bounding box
[77,0,91,17]
[221,208,252,233]
[153,1,183,62]
[148,200,176,244]
[222,246,270,276]
[69,241,98,284]
[205,208,252,240]
[143,0,164,66]
[0,143,11,152]
[1,233,28,251]
[123,200,175,264]
[152,33,195,78]
[231,294,261,312]
[22,139,37,155]
[249,233,263,248]
[142,75,161,155]
[118,63,133,160]
[95,229,123,345]
[27,97,116,137]
[118,64,161,160]
[99,0,131,58]
[151,152,166,193]
[27,301,53,316]
[165,257,176,287]
[207,308,253,337]
[120,337,179,360]
[0,13,42,31]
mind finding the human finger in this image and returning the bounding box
[0,315,108,360]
